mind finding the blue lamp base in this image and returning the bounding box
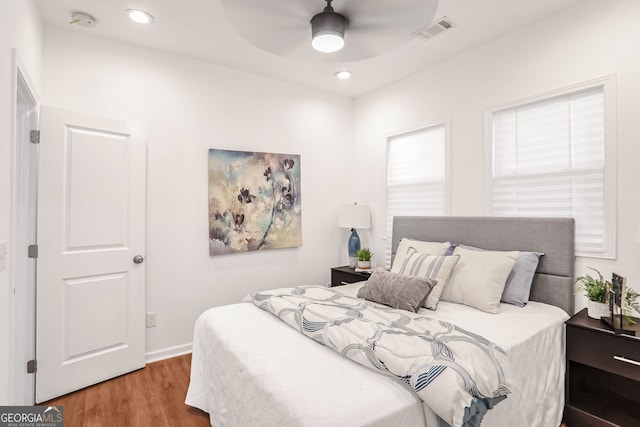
[347,228,361,268]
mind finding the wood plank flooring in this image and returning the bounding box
[41,354,209,427]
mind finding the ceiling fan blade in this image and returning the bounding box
[223,0,311,29]
[223,0,438,63]
[251,27,312,57]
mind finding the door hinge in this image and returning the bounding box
[27,359,37,374]
[30,130,40,144]
[27,244,38,259]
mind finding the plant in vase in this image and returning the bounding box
[575,267,610,319]
[356,248,373,270]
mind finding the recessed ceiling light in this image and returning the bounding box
[125,9,154,24]
[335,71,352,80]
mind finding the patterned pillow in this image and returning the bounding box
[357,270,436,313]
[392,238,450,268]
[391,252,460,310]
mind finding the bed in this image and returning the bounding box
[186,216,575,427]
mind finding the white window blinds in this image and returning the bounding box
[491,85,611,256]
[386,124,446,267]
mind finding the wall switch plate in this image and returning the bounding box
[146,312,157,328]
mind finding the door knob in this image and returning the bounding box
[133,255,144,264]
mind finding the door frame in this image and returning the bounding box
[10,49,39,405]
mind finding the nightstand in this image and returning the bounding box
[564,308,640,427]
[330,266,371,287]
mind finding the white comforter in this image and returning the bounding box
[250,285,513,427]
[186,282,568,427]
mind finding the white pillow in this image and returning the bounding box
[391,251,460,310]
[391,238,450,271]
[441,246,519,314]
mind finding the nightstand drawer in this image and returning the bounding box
[330,267,371,287]
[564,405,619,427]
[567,326,640,382]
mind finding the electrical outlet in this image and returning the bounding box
[146,312,157,328]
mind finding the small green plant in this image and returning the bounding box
[624,287,640,324]
[575,267,608,303]
[356,248,373,262]
[576,268,640,324]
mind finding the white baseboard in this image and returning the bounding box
[145,342,192,364]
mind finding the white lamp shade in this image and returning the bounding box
[339,204,371,229]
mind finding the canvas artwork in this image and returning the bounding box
[208,149,302,256]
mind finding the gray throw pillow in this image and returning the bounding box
[357,270,436,313]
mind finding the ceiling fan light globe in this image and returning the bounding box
[312,32,344,53]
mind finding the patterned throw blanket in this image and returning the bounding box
[250,286,514,427]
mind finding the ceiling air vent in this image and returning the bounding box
[412,17,454,41]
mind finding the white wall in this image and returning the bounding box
[0,0,42,405]
[352,0,640,312]
[41,26,354,356]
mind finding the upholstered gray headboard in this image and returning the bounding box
[392,216,575,314]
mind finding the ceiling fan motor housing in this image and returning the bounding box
[311,8,347,41]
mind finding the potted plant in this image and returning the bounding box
[356,248,373,270]
[624,288,640,324]
[575,267,610,319]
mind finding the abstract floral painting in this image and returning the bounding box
[208,149,302,256]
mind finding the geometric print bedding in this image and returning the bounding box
[250,286,514,427]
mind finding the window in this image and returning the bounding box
[488,78,616,258]
[385,123,448,266]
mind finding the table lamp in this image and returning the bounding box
[339,203,371,268]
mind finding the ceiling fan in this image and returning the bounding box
[222,0,439,62]
[311,0,347,53]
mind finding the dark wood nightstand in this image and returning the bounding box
[564,308,640,427]
[330,266,372,287]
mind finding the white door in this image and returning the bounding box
[36,106,146,403]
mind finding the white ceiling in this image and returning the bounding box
[35,0,585,98]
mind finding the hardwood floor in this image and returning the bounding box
[41,354,210,427]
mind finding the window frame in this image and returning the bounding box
[384,120,452,267]
[483,75,617,259]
